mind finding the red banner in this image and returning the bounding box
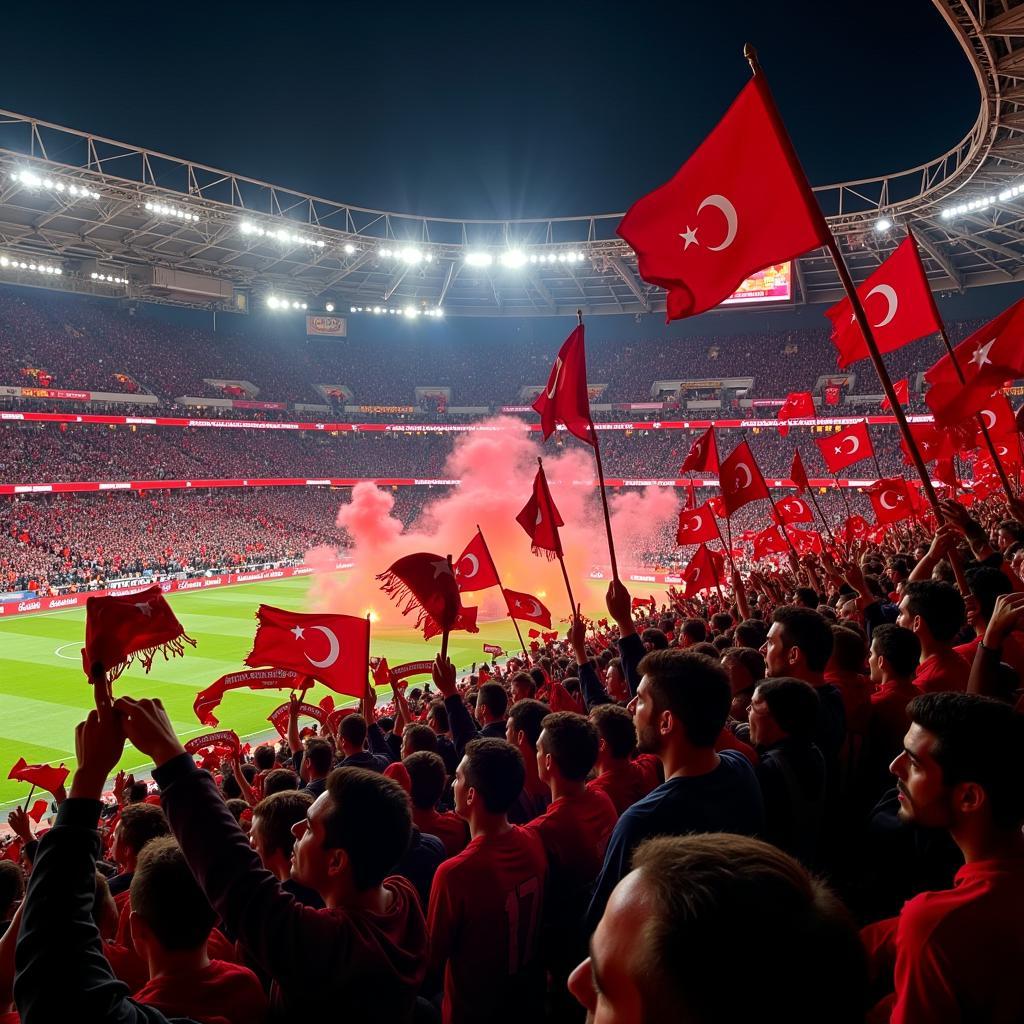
[184,730,240,756]
[267,701,327,736]
[389,660,435,681]
[19,387,92,401]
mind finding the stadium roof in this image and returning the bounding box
[1,0,1023,318]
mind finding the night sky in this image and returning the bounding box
[3,1,977,221]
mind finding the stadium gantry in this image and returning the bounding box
[0,0,1023,318]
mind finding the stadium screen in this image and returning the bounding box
[722,261,792,305]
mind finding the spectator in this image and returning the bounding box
[897,581,970,693]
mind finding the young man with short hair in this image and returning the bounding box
[897,580,970,694]
[587,651,763,930]
[129,837,268,1024]
[108,803,170,904]
[571,834,866,1024]
[249,790,323,907]
[404,750,470,859]
[587,703,656,816]
[862,693,1024,1022]
[299,737,334,795]
[505,698,552,824]
[427,738,548,1024]
[337,715,390,773]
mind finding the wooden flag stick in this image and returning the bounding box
[440,555,453,662]
[477,524,529,658]
[22,782,36,813]
[579,309,620,583]
[557,551,578,623]
[805,484,838,551]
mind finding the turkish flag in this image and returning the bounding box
[676,501,720,544]
[786,527,823,555]
[790,450,811,495]
[377,552,471,640]
[925,298,1024,426]
[752,525,789,559]
[707,495,728,518]
[532,325,594,446]
[454,531,500,593]
[901,422,954,466]
[881,378,909,411]
[814,421,873,474]
[973,394,1018,444]
[517,464,565,558]
[8,758,69,797]
[424,604,479,641]
[826,236,941,368]
[934,456,960,491]
[840,514,871,541]
[618,76,828,321]
[82,584,195,681]
[679,426,719,474]
[866,479,914,525]
[777,392,816,437]
[27,799,49,823]
[245,606,370,697]
[503,589,553,628]
[775,495,813,524]
[680,544,725,596]
[719,440,770,516]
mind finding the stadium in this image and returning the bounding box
[1,2,1024,1021]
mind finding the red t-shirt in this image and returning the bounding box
[134,958,268,1024]
[825,669,873,736]
[523,789,617,885]
[955,633,1024,681]
[412,807,469,860]
[913,649,971,694]
[861,858,1024,1023]
[586,761,657,817]
[632,752,663,789]
[427,827,548,1024]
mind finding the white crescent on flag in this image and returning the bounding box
[866,283,899,327]
[697,194,739,251]
[458,554,479,578]
[734,464,753,489]
[305,626,341,669]
[879,490,901,511]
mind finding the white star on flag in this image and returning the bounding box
[431,559,452,579]
[680,226,698,250]
[134,602,152,617]
[970,338,996,368]
[291,625,304,640]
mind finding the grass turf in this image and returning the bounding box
[0,573,547,811]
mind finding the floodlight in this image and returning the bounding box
[465,252,493,267]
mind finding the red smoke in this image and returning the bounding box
[306,417,679,626]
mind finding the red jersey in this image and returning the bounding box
[632,752,663,789]
[412,807,469,860]
[862,858,1024,1023]
[914,649,971,694]
[523,789,617,884]
[955,633,1024,680]
[587,761,657,817]
[825,669,873,736]
[427,827,548,1024]
[134,958,269,1024]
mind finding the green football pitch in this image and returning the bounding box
[0,573,558,811]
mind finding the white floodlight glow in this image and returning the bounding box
[557,253,567,262]
[325,302,335,312]
[500,249,527,268]
[373,306,382,314]
[267,296,280,309]
[875,217,892,233]
[465,251,493,267]
[398,247,423,264]
[0,257,8,267]
[350,306,357,313]
[344,243,356,254]
[378,247,393,258]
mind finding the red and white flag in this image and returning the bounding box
[925,299,1024,426]
[777,392,816,437]
[503,589,553,628]
[618,76,829,321]
[825,236,941,368]
[516,464,565,558]
[454,531,501,593]
[900,422,954,466]
[973,394,1018,443]
[377,552,477,642]
[866,479,914,525]
[680,544,726,596]
[679,426,719,474]
[814,421,874,474]
[786,527,823,555]
[774,495,813,525]
[532,325,595,445]
[676,501,720,545]
[719,440,770,517]
[245,607,370,697]
[752,525,789,560]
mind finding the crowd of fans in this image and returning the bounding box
[3,487,1024,1022]
[0,285,985,411]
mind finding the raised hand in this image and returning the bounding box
[111,696,184,769]
[7,806,32,844]
[71,702,127,800]
[431,654,457,698]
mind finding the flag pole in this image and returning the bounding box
[743,44,967,592]
[440,555,453,662]
[476,524,529,658]
[867,420,885,482]
[22,783,36,813]
[579,309,620,583]
[536,457,579,621]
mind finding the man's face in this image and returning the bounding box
[867,640,884,686]
[536,730,552,786]
[568,869,652,1024]
[762,621,790,676]
[453,756,472,819]
[889,724,951,828]
[249,813,270,867]
[606,664,627,702]
[110,822,128,869]
[289,792,337,891]
[997,528,1015,554]
[747,687,778,747]
[511,680,531,703]
[627,677,661,754]
[896,596,914,632]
